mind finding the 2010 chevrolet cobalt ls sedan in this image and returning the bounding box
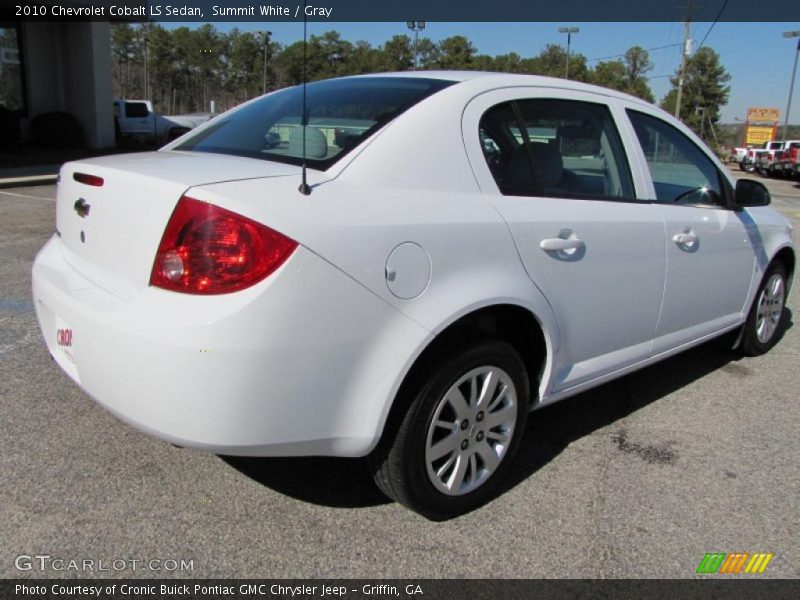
[33,72,794,519]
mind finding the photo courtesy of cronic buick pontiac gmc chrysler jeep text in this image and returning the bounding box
[32,73,794,519]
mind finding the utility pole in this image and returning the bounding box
[256,30,272,94]
[407,21,426,70]
[781,31,800,143]
[558,27,580,79]
[142,27,149,100]
[674,0,692,120]
[696,106,705,140]
[263,34,267,94]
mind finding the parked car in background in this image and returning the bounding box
[778,141,800,179]
[755,139,800,177]
[743,146,767,173]
[113,99,213,146]
[729,146,748,168]
[34,73,794,519]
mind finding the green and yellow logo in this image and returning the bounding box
[696,552,774,574]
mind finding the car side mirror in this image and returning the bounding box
[734,179,770,208]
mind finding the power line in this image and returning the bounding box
[670,0,731,131]
[587,43,681,63]
[656,17,681,102]
[695,0,730,53]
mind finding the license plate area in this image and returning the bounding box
[53,314,81,383]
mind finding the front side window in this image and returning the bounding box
[479,99,634,200]
[627,110,725,207]
[176,77,455,170]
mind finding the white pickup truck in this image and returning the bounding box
[113,99,213,146]
[741,147,767,173]
[728,146,749,170]
[755,139,800,177]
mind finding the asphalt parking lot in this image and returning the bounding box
[1,169,798,579]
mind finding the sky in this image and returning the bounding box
[165,21,800,124]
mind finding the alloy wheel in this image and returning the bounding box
[756,273,786,344]
[424,366,517,496]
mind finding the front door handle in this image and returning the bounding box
[540,237,586,252]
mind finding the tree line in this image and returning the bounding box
[111,24,731,146]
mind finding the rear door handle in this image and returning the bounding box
[540,238,585,252]
[672,232,699,247]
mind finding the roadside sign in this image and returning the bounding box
[746,107,781,122]
[745,125,777,146]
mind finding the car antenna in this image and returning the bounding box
[298,1,312,195]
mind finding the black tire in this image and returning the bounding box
[741,262,789,356]
[370,339,529,520]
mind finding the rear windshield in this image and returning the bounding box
[175,77,455,170]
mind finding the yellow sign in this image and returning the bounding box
[746,107,780,122]
[745,125,776,146]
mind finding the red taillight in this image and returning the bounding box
[150,196,298,295]
[73,172,104,187]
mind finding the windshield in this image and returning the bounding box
[175,77,455,169]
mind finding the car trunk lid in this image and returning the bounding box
[55,151,300,298]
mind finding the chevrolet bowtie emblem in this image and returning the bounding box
[74,198,91,218]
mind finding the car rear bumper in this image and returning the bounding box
[32,235,429,456]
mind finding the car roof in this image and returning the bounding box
[344,70,655,108]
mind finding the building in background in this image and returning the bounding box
[0,21,114,150]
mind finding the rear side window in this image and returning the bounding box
[479,99,634,200]
[627,110,725,207]
[124,102,149,118]
[176,77,455,170]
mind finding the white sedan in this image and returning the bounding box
[33,72,794,519]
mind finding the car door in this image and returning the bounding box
[464,90,666,393]
[623,108,755,352]
[121,101,153,136]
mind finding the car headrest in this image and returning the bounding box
[506,141,564,193]
[289,126,328,159]
[530,141,564,189]
[506,144,535,192]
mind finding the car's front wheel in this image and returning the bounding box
[741,262,789,356]
[370,339,529,520]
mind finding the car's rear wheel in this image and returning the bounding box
[741,262,788,356]
[370,339,529,520]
